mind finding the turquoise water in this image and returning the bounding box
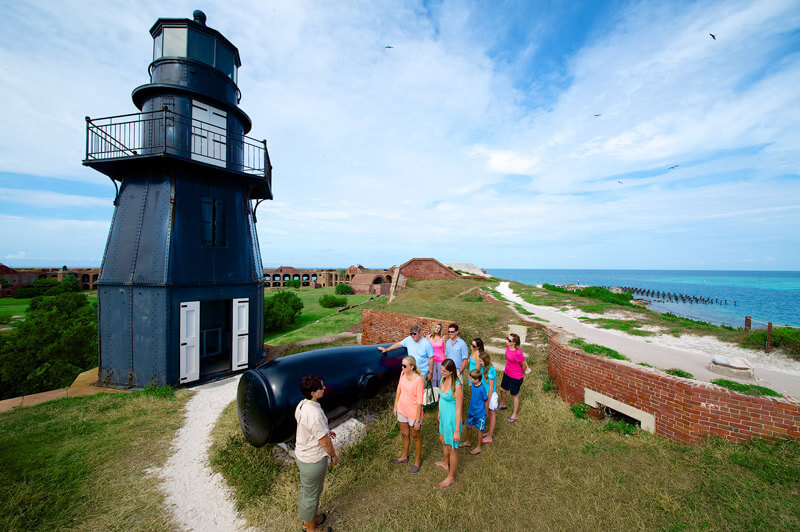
[487,269,800,328]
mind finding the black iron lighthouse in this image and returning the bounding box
[84,10,272,387]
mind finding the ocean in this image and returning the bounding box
[486,269,800,329]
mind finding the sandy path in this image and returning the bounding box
[153,377,253,532]
[497,282,800,398]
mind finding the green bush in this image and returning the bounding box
[12,276,80,299]
[540,375,557,392]
[665,368,694,379]
[319,294,347,308]
[568,338,629,360]
[605,419,638,435]
[712,379,781,397]
[0,292,97,400]
[570,402,590,419]
[284,279,302,289]
[543,284,634,307]
[263,291,303,332]
[335,284,355,295]
[741,327,800,358]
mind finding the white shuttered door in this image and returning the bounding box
[179,301,200,383]
[191,100,227,167]
[232,298,249,370]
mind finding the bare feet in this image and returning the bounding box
[434,461,449,472]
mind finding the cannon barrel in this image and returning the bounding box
[237,343,407,446]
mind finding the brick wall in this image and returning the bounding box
[361,309,450,344]
[544,326,800,443]
[398,258,459,280]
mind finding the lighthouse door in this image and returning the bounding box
[179,301,200,383]
[191,100,227,167]
[231,298,249,370]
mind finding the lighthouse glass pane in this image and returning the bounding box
[162,27,187,57]
[153,31,163,60]
[188,29,214,66]
[215,44,235,81]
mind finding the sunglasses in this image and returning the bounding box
[402,364,409,368]
[448,330,456,334]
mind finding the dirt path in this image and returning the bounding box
[497,282,800,398]
[152,377,253,532]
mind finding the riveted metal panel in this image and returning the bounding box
[131,286,169,386]
[100,181,148,283]
[132,179,172,284]
[98,286,133,386]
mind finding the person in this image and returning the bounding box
[444,323,469,382]
[427,323,446,398]
[378,325,434,382]
[435,359,462,488]
[475,345,498,443]
[392,356,425,473]
[294,375,337,532]
[498,333,529,423]
[462,369,489,455]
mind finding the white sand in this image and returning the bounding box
[150,377,254,532]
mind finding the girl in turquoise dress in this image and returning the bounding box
[435,359,463,488]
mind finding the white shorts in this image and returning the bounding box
[397,412,421,425]
[488,392,499,411]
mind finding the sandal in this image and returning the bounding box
[507,417,517,423]
[391,458,409,464]
[469,448,482,455]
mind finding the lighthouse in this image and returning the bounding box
[83,10,271,387]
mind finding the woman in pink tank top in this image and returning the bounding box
[427,323,446,396]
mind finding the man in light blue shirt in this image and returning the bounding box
[378,325,434,380]
[444,322,469,382]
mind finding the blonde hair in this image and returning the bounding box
[402,356,420,376]
[479,351,492,381]
[430,322,443,338]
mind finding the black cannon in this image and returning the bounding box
[237,343,407,446]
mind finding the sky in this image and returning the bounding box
[1,0,799,270]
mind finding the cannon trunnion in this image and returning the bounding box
[237,343,407,446]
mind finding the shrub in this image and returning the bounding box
[741,327,800,358]
[665,368,694,379]
[712,379,781,397]
[335,284,355,295]
[263,291,303,332]
[543,284,634,307]
[12,276,80,298]
[284,279,302,289]
[0,292,97,400]
[570,402,590,419]
[569,338,629,360]
[541,375,557,392]
[319,294,347,308]
[605,419,638,435]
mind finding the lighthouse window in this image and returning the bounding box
[153,31,163,61]
[215,44,236,82]
[200,197,226,247]
[188,29,215,66]
[162,27,187,57]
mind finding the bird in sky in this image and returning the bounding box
[385,45,394,49]
[668,165,679,170]
[709,33,716,40]
[594,113,601,117]
[618,180,623,184]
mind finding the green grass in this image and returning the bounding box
[514,303,533,315]
[665,368,695,379]
[568,338,630,361]
[712,379,782,397]
[209,308,800,530]
[0,297,31,321]
[579,317,654,337]
[741,327,800,358]
[0,388,190,531]
[264,286,373,344]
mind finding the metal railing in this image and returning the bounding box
[85,108,270,178]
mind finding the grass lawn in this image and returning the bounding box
[0,297,31,321]
[264,287,374,344]
[0,387,190,532]
[210,286,800,530]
